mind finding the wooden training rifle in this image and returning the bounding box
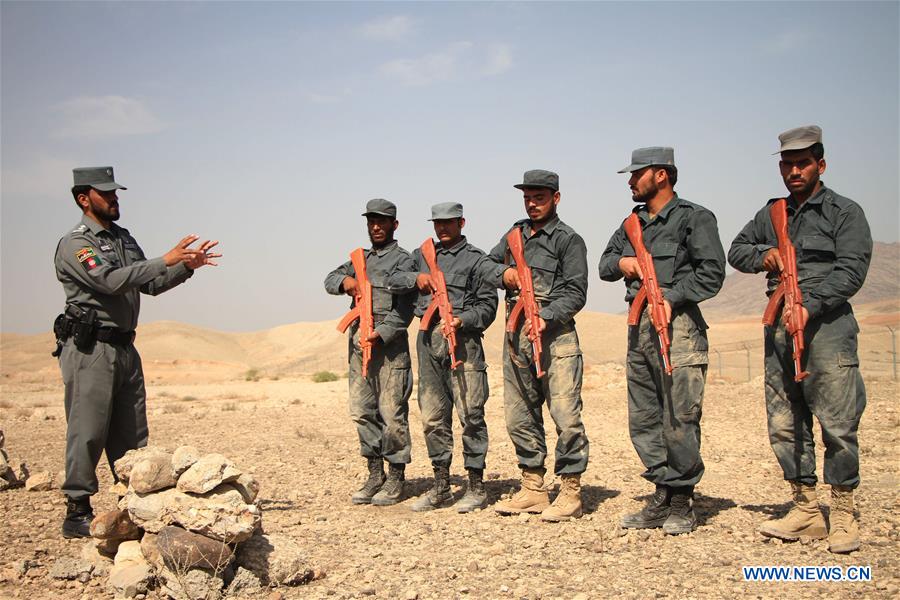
[505,229,546,378]
[419,238,462,370]
[336,248,375,377]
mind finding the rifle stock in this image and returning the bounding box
[763,199,809,382]
[505,229,545,378]
[623,213,673,375]
[336,248,374,377]
[419,238,462,370]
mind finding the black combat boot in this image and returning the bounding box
[621,485,670,529]
[371,463,405,506]
[454,468,488,513]
[411,465,453,512]
[663,486,697,535]
[62,496,94,539]
[351,457,386,505]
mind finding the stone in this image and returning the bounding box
[125,487,187,533]
[172,446,201,477]
[0,448,8,474]
[113,447,170,485]
[25,470,52,491]
[109,482,129,498]
[158,526,234,571]
[176,453,242,494]
[236,531,310,586]
[130,454,177,494]
[158,565,225,600]
[165,484,260,543]
[225,567,263,596]
[232,473,260,504]
[49,558,94,581]
[140,533,162,569]
[12,461,29,483]
[96,538,122,558]
[115,540,145,567]
[108,563,153,599]
[90,509,141,541]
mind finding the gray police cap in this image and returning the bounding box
[513,169,559,192]
[617,147,675,173]
[362,198,397,218]
[774,125,822,154]
[72,166,127,191]
[428,202,464,221]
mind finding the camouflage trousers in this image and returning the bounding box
[626,304,708,488]
[764,303,866,488]
[347,327,413,465]
[416,327,490,471]
[59,338,148,499]
[502,320,589,475]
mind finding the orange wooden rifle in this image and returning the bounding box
[419,238,463,370]
[336,248,374,377]
[505,229,545,378]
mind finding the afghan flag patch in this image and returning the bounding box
[76,247,102,271]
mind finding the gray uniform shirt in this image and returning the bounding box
[324,240,416,344]
[55,214,193,331]
[727,184,872,320]
[387,237,498,334]
[598,195,726,308]
[486,215,588,326]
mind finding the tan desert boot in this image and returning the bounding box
[828,485,860,554]
[494,467,550,515]
[541,473,583,522]
[758,481,827,540]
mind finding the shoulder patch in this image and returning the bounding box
[76,247,103,271]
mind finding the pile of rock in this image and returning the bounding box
[0,428,28,490]
[80,445,316,599]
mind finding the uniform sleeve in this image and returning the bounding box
[539,232,588,324]
[373,251,417,344]
[141,262,194,296]
[324,260,354,295]
[598,225,627,282]
[386,248,422,294]
[484,235,511,289]
[804,203,873,319]
[56,234,168,295]
[664,210,727,307]
[457,255,499,332]
[728,208,774,273]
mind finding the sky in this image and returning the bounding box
[2,1,898,334]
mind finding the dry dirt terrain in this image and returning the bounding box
[1,307,898,600]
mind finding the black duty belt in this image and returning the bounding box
[96,328,136,346]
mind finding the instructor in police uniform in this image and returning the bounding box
[55,167,220,538]
[729,126,872,553]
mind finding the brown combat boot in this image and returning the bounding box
[828,485,860,554]
[758,481,827,540]
[494,467,550,515]
[540,473,582,522]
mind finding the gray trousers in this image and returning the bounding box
[626,304,707,489]
[416,327,490,471]
[502,321,589,475]
[764,303,866,488]
[347,326,413,464]
[59,338,148,499]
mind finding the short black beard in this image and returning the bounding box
[631,181,658,204]
[531,207,557,225]
[369,232,394,249]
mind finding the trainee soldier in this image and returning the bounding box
[325,199,417,506]
[485,170,590,522]
[728,126,872,553]
[599,148,725,535]
[388,203,498,512]
[55,167,220,538]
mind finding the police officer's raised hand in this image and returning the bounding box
[618,257,643,280]
[502,267,520,290]
[164,235,203,266]
[342,276,359,296]
[184,240,222,270]
[762,248,785,273]
[416,273,436,293]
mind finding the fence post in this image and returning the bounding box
[743,343,752,382]
[889,326,897,381]
[714,349,722,378]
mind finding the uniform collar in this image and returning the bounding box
[369,240,399,257]
[525,214,561,237]
[791,182,829,206]
[81,213,114,236]
[636,193,681,224]
[437,236,468,255]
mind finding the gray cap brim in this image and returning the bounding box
[513,183,556,191]
[362,211,394,217]
[772,142,816,155]
[91,182,127,191]
[617,163,651,174]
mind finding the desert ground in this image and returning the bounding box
[1,300,898,600]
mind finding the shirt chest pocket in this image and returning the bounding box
[122,243,145,264]
[443,271,469,310]
[528,255,558,298]
[368,271,393,314]
[650,242,679,286]
[800,235,835,261]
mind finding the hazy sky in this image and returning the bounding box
[2,1,898,334]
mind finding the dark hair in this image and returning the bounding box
[71,185,92,206]
[653,165,678,187]
[809,142,825,160]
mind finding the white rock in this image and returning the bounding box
[235,531,309,585]
[108,563,153,599]
[171,446,201,476]
[114,540,145,567]
[113,447,170,484]
[232,473,260,503]
[129,454,177,494]
[176,453,242,494]
[158,565,225,600]
[25,471,53,492]
[165,484,260,543]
